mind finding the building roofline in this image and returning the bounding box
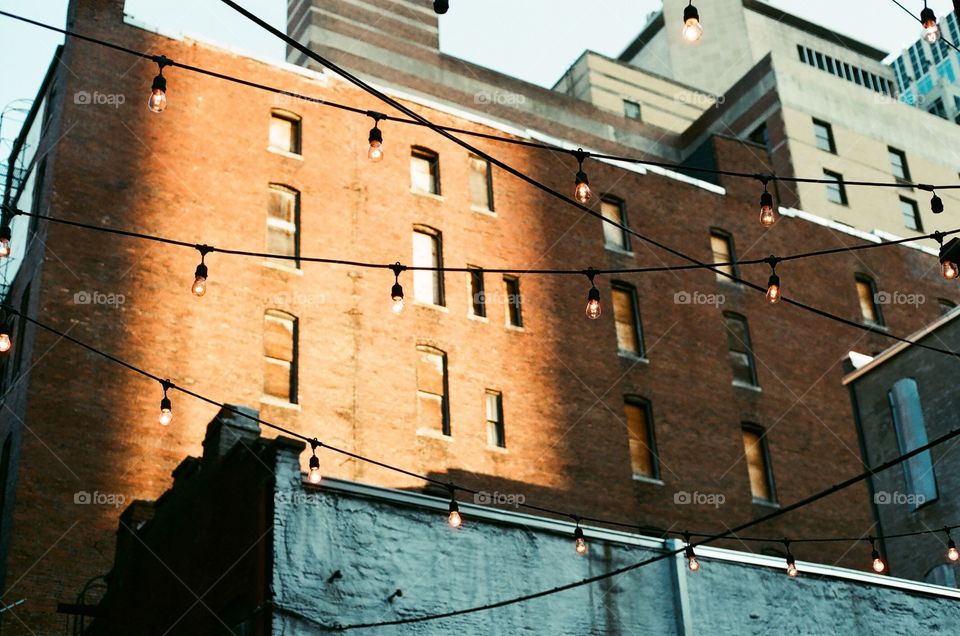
[617,11,665,62]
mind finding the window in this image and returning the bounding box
[855,275,883,325]
[612,283,644,357]
[723,313,757,387]
[938,298,957,315]
[624,397,658,479]
[623,100,641,120]
[263,310,298,403]
[928,97,947,119]
[469,156,494,211]
[416,345,449,435]
[504,276,523,327]
[266,185,300,266]
[748,123,770,155]
[468,267,486,318]
[411,148,440,195]
[0,435,11,532]
[710,230,738,280]
[412,228,444,306]
[889,378,938,507]
[888,147,911,183]
[900,197,922,231]
[823,169,848,205]
[742,425,776,503]
[812,119,836,153]
[485,391,505,448]
[269,110,301,154]
[601,197,630,251]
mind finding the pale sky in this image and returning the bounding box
[0,0,955,151]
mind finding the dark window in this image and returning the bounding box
[823,169,848,205]
[900,197,922,231]
[710,230,738,280]
[469,155,493,211]
[815,51,825,70]
[412,227,444,306]
[812,119,836,153]
[724,312,758,386]
[468,267,486,318]
[623,100,642,120]
[12,284,30,382]
[888,147,911,183]
[742,425,776,503]
[504,276,523,327]
[855,275,883,325]
[266,185,300,267]
[612,282,644,357]
[625,397,659,479]
[748,123,770,154]
[416,345,450,436]
[0,435,11,533]
[269,110,301,154]
[263,310,298,403]
[411,148,441,195]
[601,197,630,251]
[889,378,938,507]
[485,390,505,448]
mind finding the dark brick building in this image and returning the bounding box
[0,0,957,631]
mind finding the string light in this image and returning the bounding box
[367,113,385,163]
[573,517,587,554]
[308,439,322,484]
[869,537,886,573]
[192,246,211,297]
[390,262,405,314]
[433,0,449,14]
[784,540,799,577]
[684,532,700,572]
[682,1,704,42]
[938,235,959,281]
[158,380,173,426]
[931,191,944,215]
[920,1,939,43]
[759,181,777,226]
[0,224,10,258]
[447,490,462,528]
[573,149,592,204]
[584,269,601,320]
[765,257,781,304]
[0,310,10,354]
[147,56,171,113]
[945,528,959,562]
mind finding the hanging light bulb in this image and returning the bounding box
[931,192,944,215]
[921,3,939,44]
[684,534,700,572]
[946,529,959,562]
[433,0,449,14]
[939,237,960,281]
[0,225,11,258]
[759,188,776,226]
[784,540,798,577]
[308,440,322,484]
[765,257,782,304]
[147,57,171,113]
[192,262,208,296]
[158,382,173,426]
[584,270,601,320]
[447,497,462,528]
[390,263,405,314]
[574,524,587,554]
[944,261,959,280]
[368,123,384,163]
[0,332,10,354]
[869,538,885,573]
[682,2,703,43]
[573,149,592,204]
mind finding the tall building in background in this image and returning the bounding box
[0,0,957,631]
[889,11,960,123]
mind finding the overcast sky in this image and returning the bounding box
[0,0,955,150]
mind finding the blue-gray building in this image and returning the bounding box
[889,11,960,123]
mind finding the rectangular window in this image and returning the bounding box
[823,169,848,205]
[469,156,494,211]
[612,283,644,357]
[742,425,776,503]
[889,379,938,507]
[856,275,883,325]
[900,197,922,231]
[263,310,298,403]
[417,346,449,436]
[601,197,630,251]
[724,313,757,387]
[710,230,738,280]
[504,276,523,327]
[623,100,642,120]
[485,390,505,448]
[888,147,911,183]
[266,185,300,266]
[812,119,836,153]
[269,111,301,154]
[412,229,444,306]
[411,148,440,195]
[468,267,486,318]
[625,398,658,479]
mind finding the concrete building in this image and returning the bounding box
[890,10,960,123]
[0,0,959,631]
[844,308,960,587]
[552,0,960,239]
[87,411,960,634]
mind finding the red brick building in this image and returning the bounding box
[0,0,957,631]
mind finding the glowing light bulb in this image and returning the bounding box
[685,546,700,572]
[766,273,781,304]
[574,527,587,554]
[585,286,601,320]
[921,7,939,43]
[447,500,462,528]
[0,333,11,353]
[786,554,798,578]
[159,396,172,426]
[391,282,404,314]
[148,74,167,113]
[574,171,592,204]
[759,191,776,226]
[943,260,959,281]
[0,226,11,258]
[682,3,703,42]
[308,454,322,484]
[947,539,959,562]
[192,263,208,297]
[871,547,885,573]
[368,126,384,162]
